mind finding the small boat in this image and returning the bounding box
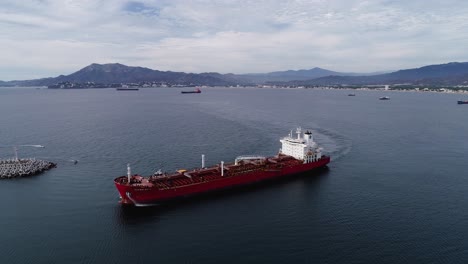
[181,88,201,94]
[379,96,390,100]
[457,100,468,104]
[348,93,356,96]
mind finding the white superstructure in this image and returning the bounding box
[279,128,323,163]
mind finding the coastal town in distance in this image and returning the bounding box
[46,81,468,95]
[2,61,468,95]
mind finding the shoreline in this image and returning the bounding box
[2,85,468,96]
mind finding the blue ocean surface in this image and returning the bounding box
[0,87,468,263]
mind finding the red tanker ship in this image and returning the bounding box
[114,128,330,206]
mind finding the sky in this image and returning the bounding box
[1,0,468,80]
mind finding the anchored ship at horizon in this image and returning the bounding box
[181,88,201,94]
[114,128,330,206]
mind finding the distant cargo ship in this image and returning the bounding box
[457,100,468,104]
[181,88,201,94]
[114,128,330,206]
[116,88,139,91]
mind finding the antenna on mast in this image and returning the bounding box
[13,146,18,161]
[127,163,131,183]
[296,127,302,139]
[220,161,224,176]
[0,144,45,161]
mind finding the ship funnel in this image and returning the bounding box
[304,130,313,142]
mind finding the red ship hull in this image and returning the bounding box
[114,155,330,206]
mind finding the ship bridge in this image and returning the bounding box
[279,128,322,163]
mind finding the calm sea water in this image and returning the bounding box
[0,87,468,263]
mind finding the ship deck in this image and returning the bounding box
[115,154,307,189]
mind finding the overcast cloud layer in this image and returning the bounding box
[1,0,468,80]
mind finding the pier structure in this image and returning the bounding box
[0,145,56,179]
[0,158,56,179]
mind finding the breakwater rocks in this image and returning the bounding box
[0,158,56,179]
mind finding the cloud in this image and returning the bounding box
[123,1,160,16]
[1,0,468,80]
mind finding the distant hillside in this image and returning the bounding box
[0,64,366,87]
[237,67,351,83]
[1,63,240,87]
[280,62,468,86]
[2,62,468,87]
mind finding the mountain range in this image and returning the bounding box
[281,62,468,86]
[2,62,468,87]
